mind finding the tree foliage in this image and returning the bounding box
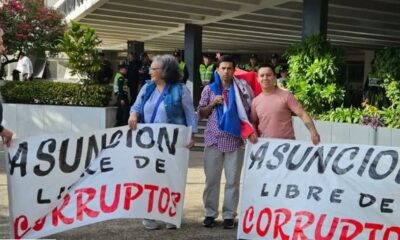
[0,0,66,78]
[58,21,102,84]
[373,46,400,106]
[285,34,345,115]
[371,46,400,128]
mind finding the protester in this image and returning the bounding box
[113,63,129,126]
[251,64,320,145]
[0,28,14,147]
[128,54,197,230]
[197,55,257,229]
[16,51,33,81]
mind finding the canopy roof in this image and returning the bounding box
[56,0,400,52]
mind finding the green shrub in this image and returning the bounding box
[285,34,345,116]
[58,21,102,84]
[318,105,400,129]
[369,46,400,129]
[381,105,400,129]
[373,46,400,106]
[1,81,111,107]
[318,106,363,124]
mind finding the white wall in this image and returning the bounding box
[293,117,400,147]
[3,104,116,138]
[3,105,399,147]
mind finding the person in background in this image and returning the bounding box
[277,64,289,90]
[16,51,33,81]
[173,50,189,84]
[199,53,216,91]
[251,64,320,145]
[198,55,257,230]
[96,52,113,85]
[138,52,151,87]
[128,54,197,230]
[124,52,141,103]
[243,53,260,72]
[0,28,14,147]
[215,52,224,61]
[113,63,129,126]
[270,53,282,78]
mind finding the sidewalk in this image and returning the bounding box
[0,150,237,240]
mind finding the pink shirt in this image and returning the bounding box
[251,88,301,139]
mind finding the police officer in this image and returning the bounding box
[270,53,282,77]
[199,53,216,86]
[138,52,151,87]
[114,63,130,126]
[173,50,189,83]
[124,52,141,103]
[244,53,260,72]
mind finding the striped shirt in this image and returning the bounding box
[198,85,243,152]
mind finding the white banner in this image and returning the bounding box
[6,124,192,239]
[238,138,400,240]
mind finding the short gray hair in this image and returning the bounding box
[152,54,181,84]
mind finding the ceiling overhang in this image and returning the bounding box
[53,0,400,52]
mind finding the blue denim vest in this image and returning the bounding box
[140,81,187,125]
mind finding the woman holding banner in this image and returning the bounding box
[128,54,197,230]
[251,64,320,145]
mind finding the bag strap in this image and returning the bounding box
[150,85,170,123]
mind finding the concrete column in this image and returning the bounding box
[302,0,328,38]
[127,40,144,58]
[184,24,202,107]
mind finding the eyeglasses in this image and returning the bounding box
[150,67,161,71]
